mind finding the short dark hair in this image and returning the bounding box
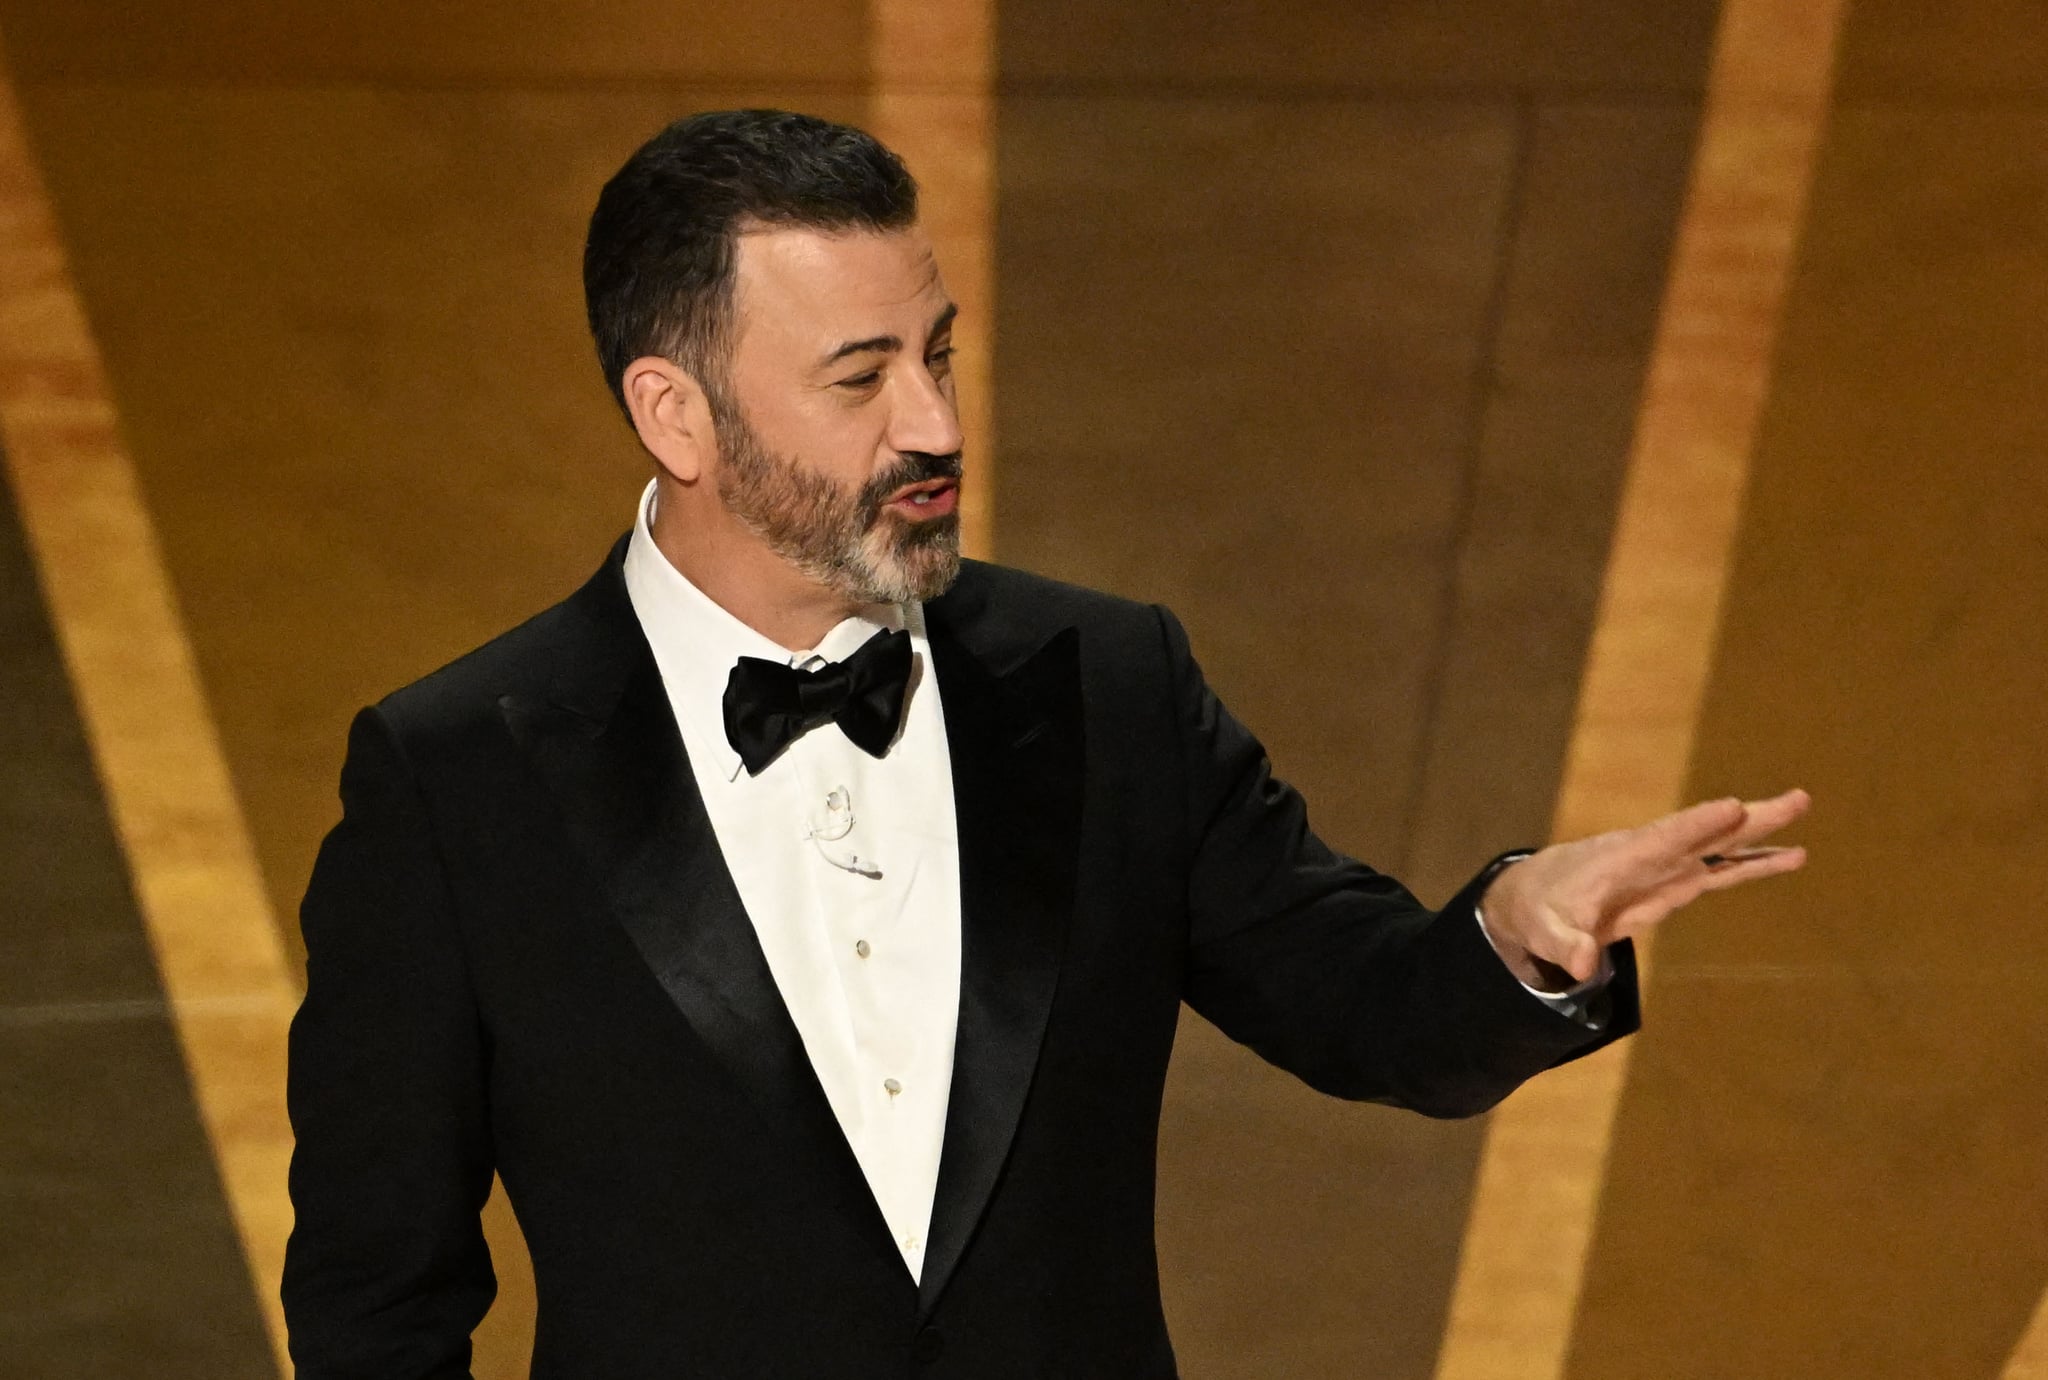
[583,109,919,419]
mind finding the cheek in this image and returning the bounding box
[802,391,888,451]
[761,404,881,485]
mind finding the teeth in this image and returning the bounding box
[911,492,931,504]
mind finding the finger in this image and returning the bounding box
[1698,844,1808,892]
[1623,796,1749,869]
[1666,844,1796,893]
[1695,789,1812,857]
[1627,789,1812,894]
[1604,845,1808,943]
[1545,929,1605,985]
[1518,906,1605,985]
[1699,845,1794,868]
[1606,890,1686,945]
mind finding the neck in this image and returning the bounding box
[648,480,878,652]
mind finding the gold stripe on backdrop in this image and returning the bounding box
[1429,2,1849,1377]
[0,36,294,1377]
[2008,1291,2048,1380]
[866,0,997,561]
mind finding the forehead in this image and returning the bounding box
[729,222,942,360]
[729,224,948,361]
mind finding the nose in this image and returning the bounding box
[888,361,964,460]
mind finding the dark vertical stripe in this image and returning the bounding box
[992,5,1716,1376]
[1404,99,1710,900]
[0,457,274,1377]
[6,19,886,1380]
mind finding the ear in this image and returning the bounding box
[621,355,717,485]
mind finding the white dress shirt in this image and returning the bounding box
[620,484,1606,1280]
[622,482,961,1282]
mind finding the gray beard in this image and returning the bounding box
[712,402,962,606]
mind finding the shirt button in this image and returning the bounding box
[883,1078,902,1097]
[855,939,871,959]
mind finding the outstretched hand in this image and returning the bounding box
[1480,789,1811,988]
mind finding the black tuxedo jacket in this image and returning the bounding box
[282,542,1638,1379]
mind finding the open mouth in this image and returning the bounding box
[883,478,960,519]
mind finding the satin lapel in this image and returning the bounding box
[917,610,1085,1316]
[498,566,899,1272]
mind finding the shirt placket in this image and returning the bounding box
[795,739,933,1265]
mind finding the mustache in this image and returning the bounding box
[859,450,964,513]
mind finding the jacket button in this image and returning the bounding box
[912,1326,944,1363]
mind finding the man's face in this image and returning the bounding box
[710,224,964,606]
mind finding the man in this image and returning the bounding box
[282,109,1807,1378]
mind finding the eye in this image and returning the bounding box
[836,370,883,390]
[927,346,955,370]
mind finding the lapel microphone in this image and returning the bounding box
[806,784,881,878]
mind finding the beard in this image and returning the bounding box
[711,396,963,606]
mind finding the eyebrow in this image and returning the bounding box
[818,301,959,369]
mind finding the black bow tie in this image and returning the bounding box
[722,628,913,776]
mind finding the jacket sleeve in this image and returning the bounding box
[1162,605,1638,1117]
[283,706,496,1378]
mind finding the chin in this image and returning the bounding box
[851,518,962,604]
